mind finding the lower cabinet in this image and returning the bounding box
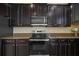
[16,39,29,56]
[49,39,68,56]
[0,39,79,56]
[3,39,16,56]
[49,39,79,56]
[75,40,79,56]
[67,39,76,56]
[0,40,3,56]
[58,39,68,56]
[2,39,29,56]
[49,39,59,56]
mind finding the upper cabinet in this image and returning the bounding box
[10,3,71,27]
[10,3,48,27]
[47,4,71,27]
[71,3,79,24]
[10,4,31,27]
[30,3,48,16]
[20,4,31,26]
[10,4,20,26]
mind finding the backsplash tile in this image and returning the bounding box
[13,27,72,33]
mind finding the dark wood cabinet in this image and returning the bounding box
[8,3,79,27]
[30,3,47,16]
[49,39,59,56]
[58,39,68,56]
[67,39,76,56]
[10,3,48,27]
[71,3,79,24]
[49,39,68,56]
[10,4,21,26]
[2,39,29,56]
[3,39,16,56]
[75,39,79,56]
[0,40,3,56]
[49,39,79,56]
[20,4,31,26]
[16,39,29,56]
[10,3,72,27]
[47,4,71,27]
[10,4,31,27]
[0,38,79,56]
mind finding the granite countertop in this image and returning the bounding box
[0,33,32,39]
[48,33,79,39]
[1,33,79,39]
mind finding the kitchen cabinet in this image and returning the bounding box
[67,39,79,56]
[49,39,79,56]
[71,3,79,24]
[10,4,31,27]
[20,4,31,26]
[10,3,48,27]
[3,39,16,56]
[16,39,29,56]
[49,39,59,56]
[2,39,29,56]
[30,3,47,16]
[49,39,68,56]
[1,38,79,56]
[75,39,79,56]
[47,4,71,27]
[67,39,76,56]
[0,3,13,37]
[10,4,21,26]
[58,39,68,56]
[0,40,3,56]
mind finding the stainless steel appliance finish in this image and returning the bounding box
[30,30,48,41]
[29,29,49,55]
[31,16,47,27]
[29,39,49,41]
[29,41,49,55]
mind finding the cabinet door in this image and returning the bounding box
[31,3,47,16]
[71,3,79,23]
[20,4,31,26]
[75,39,79,56]
[50,39,68,56]
[10,4,21,26]
[16,39,29,56]
[0,39,3,56]
[3,39,16,56]
[58,39,68,56]
[47,4,71,27]
[67,39,76,56]
[49,39,59,56]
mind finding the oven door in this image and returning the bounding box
[29,41,49,55]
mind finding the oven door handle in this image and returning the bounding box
[29,39,49,41]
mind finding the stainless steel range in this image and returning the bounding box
[29,30,49,55]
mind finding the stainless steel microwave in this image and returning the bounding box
[31,16,47,26]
